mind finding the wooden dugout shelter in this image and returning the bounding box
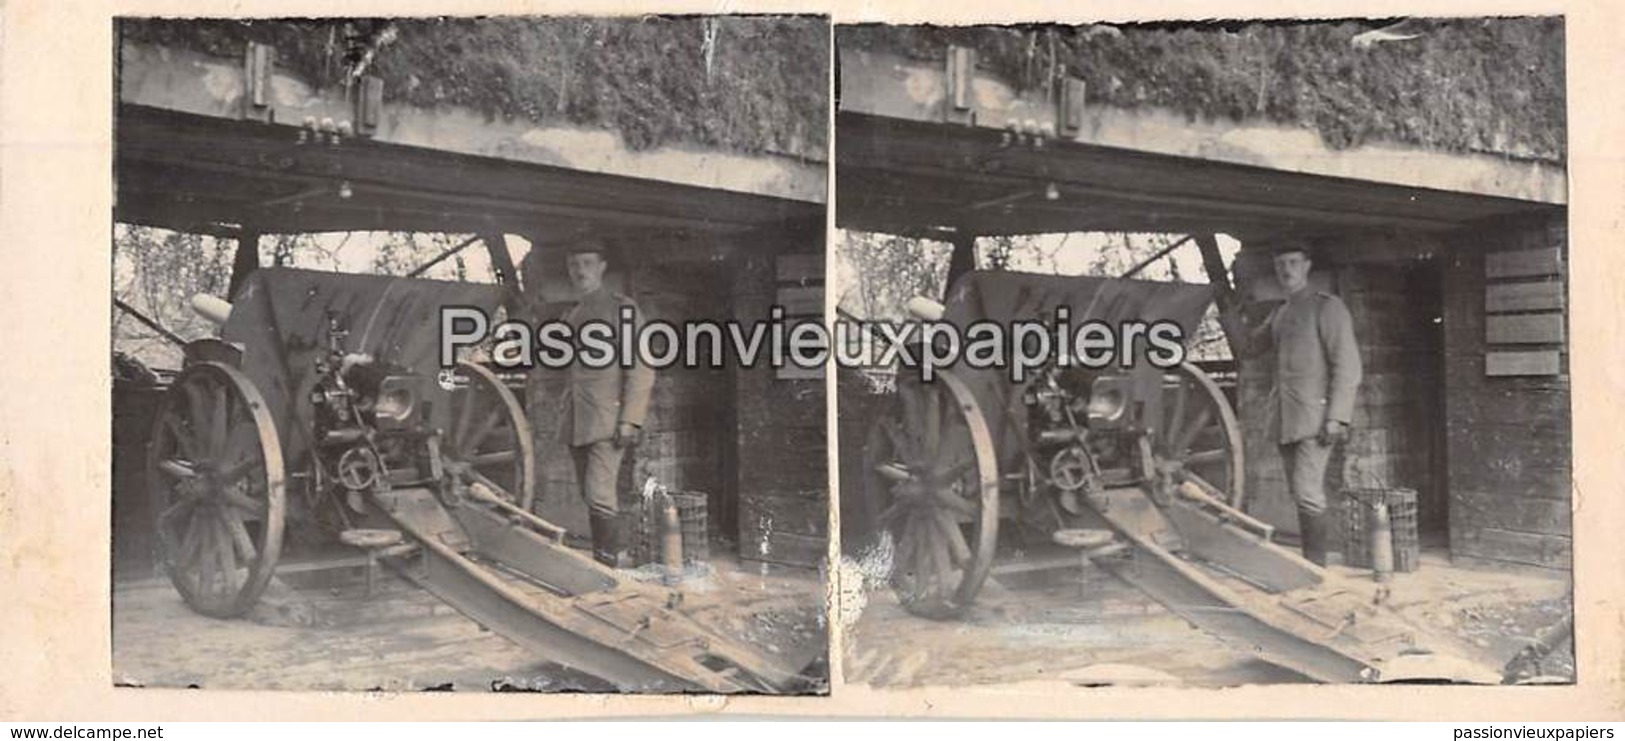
[113,20,830,575]
[836,28,1571,570]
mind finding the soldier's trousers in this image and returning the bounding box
[571,441,627,565]
[569,440,625,516]
[1278,437,1333,516]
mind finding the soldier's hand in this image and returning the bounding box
[613,422,642,449]
[1318,419,1350,446]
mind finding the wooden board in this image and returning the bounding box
[776,364,826,380]
[1451,526,1571,569]
[1451,490,1572,536]
[772,278,825,379]
[1486,313,1565,345]
[775,286,824,317]
[120,106,822,238]
[645,398,731,432]
[736,425,828,490]
[1485,350,1561,376]
[1485,248,1563,279]
[834,111,1554,239]
[1437,368,1570,418]
[1446,424,1572,501]
[639,429,724,462]
[1484,281,1564,312]
[739,491,830,538]
[775,254,824,284]
[738,378,827,429]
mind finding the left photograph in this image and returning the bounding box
[110,16,830,694]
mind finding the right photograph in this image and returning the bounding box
[833,19,1572,688]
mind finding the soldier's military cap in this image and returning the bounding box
[1270,241,1315,257]
[565,238,614,260]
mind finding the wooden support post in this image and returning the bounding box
[481,233,527,321]
[1195,233,1249,357]
[227,230,261,300]
[517,232,548,298]
[482,233,520,290]
[945,233,977,291]
[1193,233,1235,311]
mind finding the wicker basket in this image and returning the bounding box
[630,490,709,568]
[1341,487,1420,572]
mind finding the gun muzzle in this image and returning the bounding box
[905,296,945,322]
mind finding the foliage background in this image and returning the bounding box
[112,229,486,371]
[834,231,1234,364]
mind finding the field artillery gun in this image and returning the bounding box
[146,267,809,693]
[861,268,1502,684]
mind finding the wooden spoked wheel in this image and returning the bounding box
[148,362,285,619]
[1152,362,1246,508]
[442,360,535,511]
[865,369,1000,620]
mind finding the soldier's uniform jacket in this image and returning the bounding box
[558,287,656,447]
[1234,289,1363,445]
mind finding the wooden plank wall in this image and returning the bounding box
[630,259,734,534]
[1482,246,1565,378]
[734,240,830,569]
[1442,214,1572,569]
[1336,259,1447,533]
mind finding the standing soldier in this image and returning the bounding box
[559,240,656,568]
[1225,243,1362,565]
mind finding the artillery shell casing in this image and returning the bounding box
[1369,501,1394,582]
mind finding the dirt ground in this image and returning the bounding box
[113,540,1570,692]
[112,550,827,693]
[841,546,1572,688]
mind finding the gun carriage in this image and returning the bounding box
[145,267,806,693]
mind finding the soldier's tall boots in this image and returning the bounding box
[1298,508,1331,567]
[588,507,627,568]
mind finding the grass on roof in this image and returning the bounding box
[839,19,1564,161]
[122,16,829,159]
